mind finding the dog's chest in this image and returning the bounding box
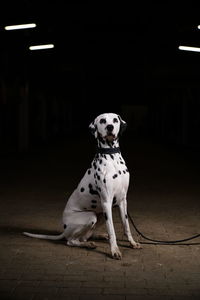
[91,152,129,186]
[75,153,130,212]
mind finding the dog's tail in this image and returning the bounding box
[23,231,65,240]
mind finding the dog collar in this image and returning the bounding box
[96,147,121,155]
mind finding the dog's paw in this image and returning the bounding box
[130,242,142,249]
[86,242,97,249]
[101,233,109,240]
[111,246,122,260]
[92,233,109,240]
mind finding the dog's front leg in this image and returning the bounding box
[118,200,142,249]
[101,199,122,260]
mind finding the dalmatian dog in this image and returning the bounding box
[23,113,141,259]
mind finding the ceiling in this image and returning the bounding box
[1,1,200,94]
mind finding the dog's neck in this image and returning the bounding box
[96,146,121,155]
[96,137,120,153]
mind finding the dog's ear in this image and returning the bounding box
[118,115,127,136]
[89,121,97,138]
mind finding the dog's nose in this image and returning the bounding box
[106,124,114,132]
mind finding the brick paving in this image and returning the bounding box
[0,137,200,299]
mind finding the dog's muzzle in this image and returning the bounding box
[105,124,116,141]
[105,133,116,142]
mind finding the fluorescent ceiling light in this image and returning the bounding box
[29,44,54,51]
[5,23,36,30]
[178,45,200,53]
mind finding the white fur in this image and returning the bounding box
[23,113,141,259]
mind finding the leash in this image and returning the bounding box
[128,211,200,245]
[96,145,200,245]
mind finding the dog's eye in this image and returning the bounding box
[100,118,106,124]
[113,118,118,123]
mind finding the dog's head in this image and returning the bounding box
[89,113,127,142]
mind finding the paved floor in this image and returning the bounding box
[0,136,200,300]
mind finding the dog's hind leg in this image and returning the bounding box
[91,233,109,240]
[64,211,98,248]
[90,213,109,240]
[67,238,97,249]
[65,224,97,248]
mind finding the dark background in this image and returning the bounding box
[1,1,200,153]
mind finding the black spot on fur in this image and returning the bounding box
[110,154,114,160]
[64,224,67,229]
[91,205,97,209]
[89,187,99,196]
[113,174,118,179]
[104,213,108,221]
[97,175,100,180]
[120,161,124,164]
[119,170,121,174]
[123,170,126,174]
[99,159,102,164]
[113,197,117,204]
[93,162,97,169]
[88,169,91,175]
[106,140,112,147]
[80,187,85,192]
[125,214,128,219]
[89,183,92,189]
[98,134,105,144]
[91,200,97,203]
[103,178,106,183]
[98,168,101,171]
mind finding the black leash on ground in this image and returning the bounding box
[128,212,200,245]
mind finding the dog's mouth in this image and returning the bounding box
[105,133,116,142]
